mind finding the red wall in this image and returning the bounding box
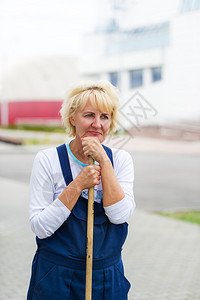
[8,100,63,125]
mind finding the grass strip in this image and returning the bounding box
[1,124,66,133]
[157,211,200,226]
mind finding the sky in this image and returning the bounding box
[0,0,180,64]
[0,0,99,61]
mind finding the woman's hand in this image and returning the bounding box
[75,164,101,191]
[81,137,109,166]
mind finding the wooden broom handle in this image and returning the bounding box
[85,155,95,300]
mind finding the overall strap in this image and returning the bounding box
[56,144,73,186]
[56,143,113,186]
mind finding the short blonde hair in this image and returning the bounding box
[60,80,120,136]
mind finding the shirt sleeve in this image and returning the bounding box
[103,149,135,224]
[29,151,71,239]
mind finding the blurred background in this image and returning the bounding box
[0,0,200,132]
[0,1,200,300]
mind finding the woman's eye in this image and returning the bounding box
[85,114,94,117]
[101,115,109,119]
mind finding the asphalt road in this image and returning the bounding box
[0,144,199,212]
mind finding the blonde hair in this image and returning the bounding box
[60,80,120,136]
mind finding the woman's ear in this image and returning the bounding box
[69,116,75,126]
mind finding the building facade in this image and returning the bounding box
[80,0,200,130]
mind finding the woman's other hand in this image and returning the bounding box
[75,164,101,190]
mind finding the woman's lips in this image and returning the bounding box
[88,131,102,135]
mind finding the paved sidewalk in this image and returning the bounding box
[0,177,200,300]
[124,210,200,300]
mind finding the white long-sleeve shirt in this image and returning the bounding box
[29,142,135,239]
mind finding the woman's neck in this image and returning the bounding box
[70,138,88,164]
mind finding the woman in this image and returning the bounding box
[27,80,135,299]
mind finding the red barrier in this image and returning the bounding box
[8,100,63,125]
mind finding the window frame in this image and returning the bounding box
[109,71,119,87]
[129,69,143,89]
[151,66,162,83]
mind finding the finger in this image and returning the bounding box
[81,137,94,147]
[82,136,99,142]
[93,165,100,171]
[95,177,100,185]
[83,149,94,158]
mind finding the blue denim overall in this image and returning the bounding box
[27,144,130,300]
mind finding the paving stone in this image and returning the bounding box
[1,173,200,300]
[124,210,200,300]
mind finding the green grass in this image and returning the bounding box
[157,211,200,225]
[1,124,66,133]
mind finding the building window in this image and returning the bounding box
[109,72,119,87]
[180,0,200,13]
[129,69,143,88]
[151,67,162,82]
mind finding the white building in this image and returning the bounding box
[80,0,200,130]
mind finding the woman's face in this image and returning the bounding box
[70,100,111,143]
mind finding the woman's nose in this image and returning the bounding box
[92,117,101,128]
